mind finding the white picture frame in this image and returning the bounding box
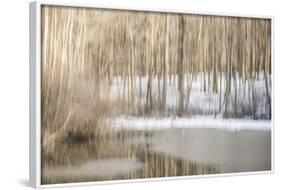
[29,0,274,188]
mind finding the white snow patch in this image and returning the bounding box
[109,116,271,131]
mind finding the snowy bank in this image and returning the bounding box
[110,116,271,131]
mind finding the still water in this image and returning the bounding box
[42,128,271,184]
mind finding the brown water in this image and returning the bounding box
[41,128,271,184]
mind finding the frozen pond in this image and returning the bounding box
[42,127,271,184]
[43,159,143,178]
[146,128,271,173]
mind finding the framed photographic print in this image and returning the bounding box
[29,0,273,188]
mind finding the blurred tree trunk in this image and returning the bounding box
[178,15,185,116]
[162,15,169,114]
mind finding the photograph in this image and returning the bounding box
[40,5,272,184]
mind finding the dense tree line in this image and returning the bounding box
[41,6,272,134]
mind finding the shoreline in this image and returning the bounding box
[110,116,271,131]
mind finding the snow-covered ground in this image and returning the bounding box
[109,116,271,131]
[108,72,271,118]
[100,72,271,131]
